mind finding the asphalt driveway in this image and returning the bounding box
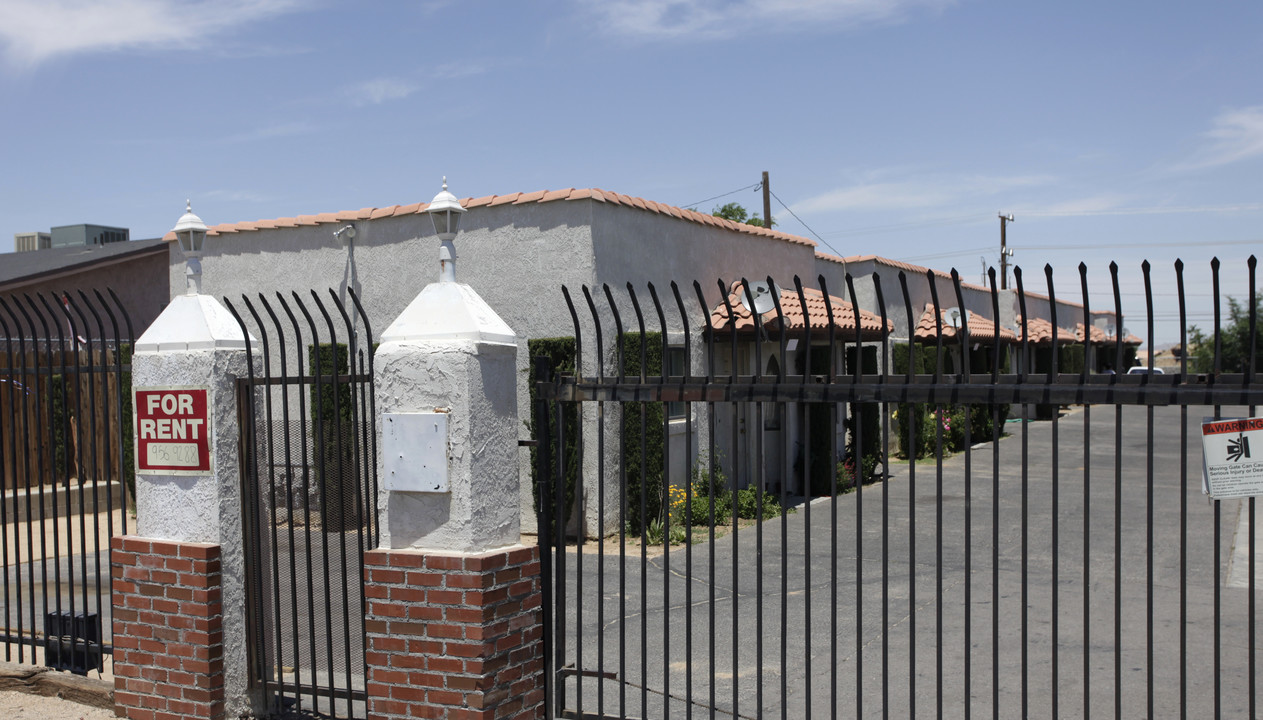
[551,403,1258,719]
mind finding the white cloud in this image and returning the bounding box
[346,63,488,107]
[1179,105,1263,170]
[0,0,302,68]
[577,0,954,40]
[349,77,418,106]
[1021,199,1263,218]
[794,172,1053,214]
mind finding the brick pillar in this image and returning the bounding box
[363,544,544,720]
[111,536,225,720]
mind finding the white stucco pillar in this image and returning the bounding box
[129,292,259,717]
[373,281,520,552]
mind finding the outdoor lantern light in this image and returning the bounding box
[172,200,209,295]
[173,199,208,257]
[427,177,466,282]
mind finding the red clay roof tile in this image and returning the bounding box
[710,280,892,339]
[187,187,819,250]
[914,303,1016,343]
[1015,316,1076,345]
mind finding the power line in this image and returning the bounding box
[1023,238,1261,251]
[820,213,985,238]
[680,183,762,212]
[767,188,846,258]
[899,246,994,262]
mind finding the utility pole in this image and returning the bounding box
[762,171,772,229]
[999,213,1015,290]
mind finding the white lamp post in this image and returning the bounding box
[426,177,466,283]
[172,200,209,295]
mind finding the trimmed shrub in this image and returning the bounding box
[309,343,360,532]
[620,331,666,533]
[527,337,579,538]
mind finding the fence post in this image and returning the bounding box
[111,290,257,720]
[367,264,544,718]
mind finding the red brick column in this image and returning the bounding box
[364,544,544,720]
[110,536,225,720]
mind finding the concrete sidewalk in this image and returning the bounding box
[553,403,1257,718]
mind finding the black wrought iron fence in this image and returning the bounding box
[225,288,377,720]
[533,258,1260,719]
[0,289,133,676]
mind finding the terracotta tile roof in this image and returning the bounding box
[162,188,816,248]
[1014,315,1077,345]
[913,303,1017,343]
[824,253,995,295]
[1076,323,1141,346]
[708,280,892,339]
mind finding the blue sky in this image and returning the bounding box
[1,0,1259,346]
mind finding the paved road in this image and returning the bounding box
[551,404,1259,719]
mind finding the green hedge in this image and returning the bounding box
[527,337,579,537]
[308,343,360,532]
[620,331,665,533]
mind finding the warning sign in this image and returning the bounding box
[135,387,212,475]
[1201,417,1263,499]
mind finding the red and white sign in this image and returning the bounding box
[1201,416,1263,498]
[135,387,212,474]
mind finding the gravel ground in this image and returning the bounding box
[0,690,115,718]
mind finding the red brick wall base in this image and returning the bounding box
[110,536,225,720]
[364,544,544,720]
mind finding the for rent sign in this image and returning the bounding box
[1201,417,1263,499]
[135,387,212,475]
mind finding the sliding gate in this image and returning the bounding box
[228,289,378,719]
[534,259,1262,718]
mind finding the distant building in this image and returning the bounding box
[13,231,51,252]
[50,224,129,248]
[0,238,169,335]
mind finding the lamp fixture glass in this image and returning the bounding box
[426,177,465,241]
[172,200,208,257]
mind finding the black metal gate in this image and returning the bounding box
[228,289,378,719]
[534,259,1261,718]
[0,290,133,676]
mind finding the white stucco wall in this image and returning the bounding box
[131,295,258,717]
[374,337,519,552]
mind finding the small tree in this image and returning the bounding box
[711,202,775,228]
[1187,295,1262,373]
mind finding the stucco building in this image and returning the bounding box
[158,185,1130,536]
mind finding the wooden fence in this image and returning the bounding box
[0,345,132,491]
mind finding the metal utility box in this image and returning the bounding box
[44,610,102,675]
[382,412,449,492]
